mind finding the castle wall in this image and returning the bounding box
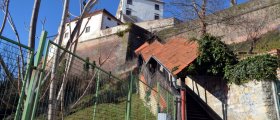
[158,0,280,44]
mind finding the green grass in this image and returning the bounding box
[230,29,280,53]
[65,94,156,120]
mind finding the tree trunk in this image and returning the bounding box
[248,39,256,54]
[26,0,41,92]
[0,0,10,35]
[48,0,69,119]
[200,0,207,36]
[230,0,237,7]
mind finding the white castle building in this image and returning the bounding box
[116,0,164,23]
[61,9,123,45]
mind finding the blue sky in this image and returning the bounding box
[0,0,248,48]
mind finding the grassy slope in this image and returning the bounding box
[65,94,156,120]
[230,29,280,53]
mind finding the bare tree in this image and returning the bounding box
[230,0,236,6]
[243,18,267,54]
[48,0,98,119]
[48,0,70,119]
[169,0,225,35]
[0,0,9,35]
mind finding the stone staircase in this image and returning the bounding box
[186,92,215,120]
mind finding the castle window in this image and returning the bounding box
[106,26,110,29]
[85,26,90,33]
[126,9,131,15]
[64,32,69,38]
[127,0,132,5]
[155,4,159,10]
[154,14,159,20]
[107,17,111,21]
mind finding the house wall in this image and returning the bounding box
[62,13,122,45]
[185,76,279,120]
[138,80,158,115]
[101,14,121,29]
[63,14,103,45]
[116,0,164,22]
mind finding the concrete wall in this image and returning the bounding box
[185,76,279,120]
[135,18,180,33]
[116,0,164,22]
[157,0,280,44]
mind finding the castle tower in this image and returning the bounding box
[116,0,164,23]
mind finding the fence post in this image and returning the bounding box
[31,41,50,120]
[92,70,100,120]
[125,71,133,120]
[157,82,160,119]
[173,97,176,120]
[167,91,169,116]
[21,31,47,120]
[14,51,34,120]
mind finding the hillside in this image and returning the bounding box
[65,94,156,120]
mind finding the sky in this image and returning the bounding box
[0,0,248,49]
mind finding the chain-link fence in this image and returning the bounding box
[29,40,178,120]
[0,32,178,120]
[0,36,33,120]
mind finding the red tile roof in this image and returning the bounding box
[136,37,199,75]
[135,40,163,61]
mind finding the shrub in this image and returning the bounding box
[224,54,279,85]
[188,34,238,76]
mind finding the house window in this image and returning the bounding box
[126,9,131,15]
[127,0,132,5]
[107,17,111,21]
[64,32,69,38]
[117,23,120,25]
[85,26,90,33]
[155,4,159,10]
[154,14,159,20]
[106,26,110,29]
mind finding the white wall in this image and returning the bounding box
[118,0,164,22]
[62,12,122,45]
[101,14,121,29]
[62,14,103,45]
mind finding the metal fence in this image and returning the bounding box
[0,31,177,120]
[0,35,33,120]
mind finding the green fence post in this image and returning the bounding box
[31,41,50,120]
[157,82,160,119]
[21,31,47,120]
[167,91,169,115]
[92,70,100,120]
[173,97,177,120]
[125,72,133,120]
[14,51,34,120]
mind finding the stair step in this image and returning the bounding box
[186,93,214,120]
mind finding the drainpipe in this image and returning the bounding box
[172,76,186,120]
[181,89,186,120]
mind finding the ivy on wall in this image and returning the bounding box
[224,54,279,85]
[188,34,279,85]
